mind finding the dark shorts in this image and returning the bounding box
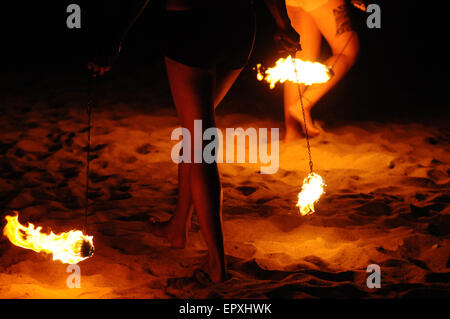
[162,2,255,70]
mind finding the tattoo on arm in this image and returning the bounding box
[333,4,352,36]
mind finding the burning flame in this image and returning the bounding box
[296,173,326,216]
[256,56,331,89]
[3,212,94,264]
[351,0,366,11]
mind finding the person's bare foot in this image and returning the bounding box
[147,217,187,249]
[284,122,305,142]
[200,258,228,283]
[288,102,320,138]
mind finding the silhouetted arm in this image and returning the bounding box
[89,0,150,74]
[108,0,150,51]
[263,0,292,30]
[262,0,301,53]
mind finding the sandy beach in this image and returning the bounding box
[0,63,448,299]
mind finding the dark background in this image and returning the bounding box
[0,1,443,124]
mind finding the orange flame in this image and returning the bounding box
[351,0,366,11]
[3,212,94,264]
[296,173,325,216]
[256,56,332,89]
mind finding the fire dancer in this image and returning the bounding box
[283,0,360,140]
[87,0,300,283]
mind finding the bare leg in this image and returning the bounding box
[214,67,243,108]
[293,0,360,130]
[284,5,322,141]
[162,57,242,282]
[150,66,243,252]
[149,159,194,249]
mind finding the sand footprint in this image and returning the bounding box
[236,186,258,196]
[109,181,132,200]
[136,143,154,155]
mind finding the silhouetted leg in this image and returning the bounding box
[149,158,194,249]
[164,57,226,283]
[287,0,359,137]
[214,67,243,108]
[284,5,322,140]
[151,66,243,251]
[302,0,359,107]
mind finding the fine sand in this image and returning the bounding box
[0,70,449,299]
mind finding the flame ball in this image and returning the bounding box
[3,212,94,264]
[256,56,332,88]
[296,173,326,216]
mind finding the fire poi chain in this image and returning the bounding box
[256,55,330,216]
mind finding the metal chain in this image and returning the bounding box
[292,61,314,173]
[84,76,94,233]
[291,32,354,173]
